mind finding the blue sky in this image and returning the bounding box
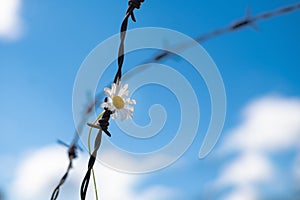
[1,0,300,199]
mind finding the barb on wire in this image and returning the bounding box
[80,108,112,199]
[50,130,81,200]
[50,92,103,200]
[50,144,77,200]
[145,2,300,63]
[80,1,144,200]
[50,2,299,199]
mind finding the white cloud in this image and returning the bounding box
[221,96,300,153]
[99,148,175,173]
[0,0,23,40]
[222,186,257,200]
[213,95,300,199]
[7,145,177,200]
[216,153,274,187]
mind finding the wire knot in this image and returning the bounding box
[68,145,77,159]
[127,0,144,22]
[98,107,113,137]
[129,0,144,9]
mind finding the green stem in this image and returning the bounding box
[88,111,105,200]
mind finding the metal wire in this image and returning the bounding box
[147,2,300,63]
[50,2,300,199]
[50,118,87,199]
[50,145,77,200]
[50,93,103,200]
[80,129,103,200]
[114,0,144,83]
[80,1,144,199]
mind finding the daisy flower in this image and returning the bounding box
[101,81,136,121]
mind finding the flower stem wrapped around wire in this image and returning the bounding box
[80,1,143,199]
[81,82,136,200]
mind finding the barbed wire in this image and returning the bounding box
[145,2,300,63]
[50,99,96,200]
[114,0,145,83]
[50,2,300,199]
[50,88,108,199]
[50,144,77,200]
[80,128,103,200]
[80,1,144,200]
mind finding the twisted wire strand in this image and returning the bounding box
[80,1,144,199]
[80,108,112,199]
[114,0,144,83]
[51,2,298,199]
[80,129,103,200]
[50,94,100,200]
[147,2,300,63]
[253,2,300,21]
[50,145,77,200]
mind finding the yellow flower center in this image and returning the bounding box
[112,96,125,109]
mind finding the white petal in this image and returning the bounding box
[125,98,130,103]
[111,83,116,95]
[121,90,129,98]
[125,105,134,112]
[122,83,128,91]
[115,82,122,95]
[112,111,118,120]
[125,98,136,105]
[119,110,127,121]
[119,83,129,96]
[109,105,115,111]
[104,87,112,97]
[131,99,136,104]
[100,102,107,108]
[106,97,112,103]
[124,108,133,119]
